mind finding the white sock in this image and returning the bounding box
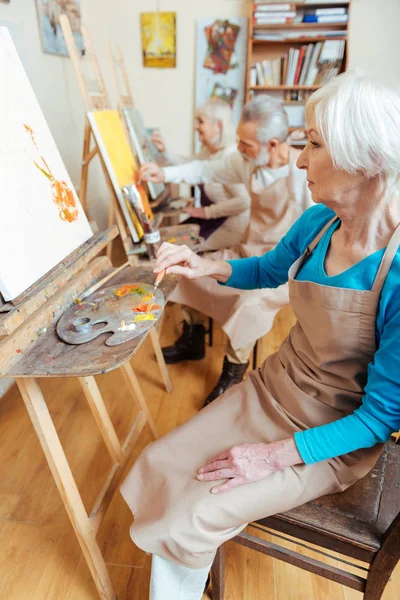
[150,554,211,600]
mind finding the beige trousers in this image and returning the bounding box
[182,306,254,364]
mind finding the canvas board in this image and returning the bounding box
[123,107,165,201]
[87,110,153,243]
[140,12,176,69]
[35,0,84,57]
[195,17,248,152]
[0,27,92,301]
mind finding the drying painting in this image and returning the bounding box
[123,107,165,201]
[195,17,248,151]
[87,110,153,243]
[0,27,92,301]
[140,12,176,68]
[203,20,240,75]
[36,0,84,57]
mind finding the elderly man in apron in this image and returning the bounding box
[124,72,400,600]
[141,95,313,405]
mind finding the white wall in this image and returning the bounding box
[0,0,399,228]
[348,0,400,78]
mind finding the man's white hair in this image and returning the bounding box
[195,98,237,150]
[306,70,400,193]
[242,95,289,143]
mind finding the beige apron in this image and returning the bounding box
[168,149,304,350]
[121,216,392,570]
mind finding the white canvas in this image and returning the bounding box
[0,28,92,301]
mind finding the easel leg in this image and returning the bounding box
[80,120,92,215]
[120,362,158,440]
[149,327,172,393]
[79,376,122,464]
[17,378,117,600]
[106,203,115,259]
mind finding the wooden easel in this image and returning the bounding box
[0,226,180,600]
[60,14,175,393]
[107,42,135,110]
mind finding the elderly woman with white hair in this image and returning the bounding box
[152,98,250,251]
[122,71,400,599]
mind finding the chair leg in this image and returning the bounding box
[211,545,226,600]
[363,514,400,600]
[252,339,259,370]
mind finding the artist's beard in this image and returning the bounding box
[240,147,270,167]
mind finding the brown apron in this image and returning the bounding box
[120,216,391,570]
[168,149,305,350]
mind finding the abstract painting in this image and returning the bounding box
[203,20,240,75]
[123,107,165,201]
[210,83,238,108]
[36,0,84,57]
[0,27,92,300]
[140,12,176,68]
[87,110,153,243]
[195,17,248,151]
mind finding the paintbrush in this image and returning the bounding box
[152,269,166,297]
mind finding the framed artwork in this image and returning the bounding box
[140,12,176,68]
[0,27,92,300]
[35,0,84,57]
[123,107,165,201]
[195,17,248,150]
[87,110,153,243]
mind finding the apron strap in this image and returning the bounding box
[307,216,339,254]
[371,222,400,294]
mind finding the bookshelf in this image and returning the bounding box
[246,1,351,143]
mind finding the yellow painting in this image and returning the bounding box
[88,110,153,243]
[140,12,176,69]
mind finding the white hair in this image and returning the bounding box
[195,98,237,150]
[306,70,400,193]
[242,95,289,143]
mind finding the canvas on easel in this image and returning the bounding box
[0,27,92,301]
[123,107,165,201]
[107,43,165,202]
[87,110,153,243]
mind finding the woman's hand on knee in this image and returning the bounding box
[197,438,303,494]
[154,242,232,282]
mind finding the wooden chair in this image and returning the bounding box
[211,439,400,600]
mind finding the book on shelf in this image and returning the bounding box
[253,2,296,8]
[253,2,296,24]
[251,40,345,90]
[314,8,347,15]
[304,14,348,23]
[253,29,347,41]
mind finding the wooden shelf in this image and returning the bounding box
[253,22,348,30]
[250,85,320,91]
[252,37,347,44]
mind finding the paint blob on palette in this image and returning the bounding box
[57,283,164,347]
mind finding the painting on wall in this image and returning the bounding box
[195,17,248,150]
[87,110,153,243]
[35,0,84,57]
[0,27,92,300]
[123,107,165,202]
[140,12,176,68]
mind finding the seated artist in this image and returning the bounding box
[152,98,250,252]
[122,71,400,600]
[141,95,313,405]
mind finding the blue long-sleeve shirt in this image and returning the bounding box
[224,204,400,464]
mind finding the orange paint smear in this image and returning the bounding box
[24,124,78,223]
[115,285,146,298]
[133,303,162,313]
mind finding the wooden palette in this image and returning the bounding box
[56,283,164,347]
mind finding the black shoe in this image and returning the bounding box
[205,356,248,406]
[162,322,206,364]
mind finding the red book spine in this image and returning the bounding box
[294,46,305,85]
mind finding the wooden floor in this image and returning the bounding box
[0,280,399,598]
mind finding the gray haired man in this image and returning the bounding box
[141,95,313,405]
